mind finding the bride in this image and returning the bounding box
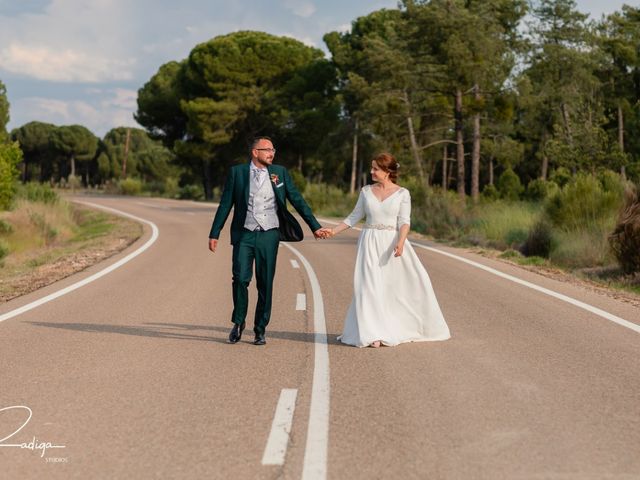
[322,152,451,348]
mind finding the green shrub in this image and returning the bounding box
[412,187,467,238]
[118,178,143,196]
[521,220,553,258]
[481,183,499,201]
[549,167,571,187]
[0,238,9,260]
[497,168,523,201]
[544,173,623,232]
[178,184,204,200]
[525,179,559,201]
[550,228,614,268]
[0,218,13,234]
[0,141,21,210]
[16,182,59,204]
[289,169,307,193]
[303,183,356,217]
[164,177,179,198]
[598,169,625,195]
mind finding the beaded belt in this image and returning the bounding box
[362,223,397,231]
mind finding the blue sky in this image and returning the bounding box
[0,0,633,137]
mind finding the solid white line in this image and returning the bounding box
[262,388,298,466]
[412,243,640,334]
[290,259,300,269]
[0,201,159,324]
[280,242,329,480]
[317,217,639,334]
[296,293,307,311]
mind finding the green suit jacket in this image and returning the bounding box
[208,163,322,245]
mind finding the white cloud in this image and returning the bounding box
[13,91,140,135]
[282,0,316,18]
[0,43,135,82]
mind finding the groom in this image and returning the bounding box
[208,137,325,345]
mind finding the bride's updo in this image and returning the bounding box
[373,152,400,184]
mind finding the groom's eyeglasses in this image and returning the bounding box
[255,148,276,153]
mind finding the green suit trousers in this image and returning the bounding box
[231,228,280,335]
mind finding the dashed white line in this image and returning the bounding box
[280,242,329,480]
[262,388,298,466]
[0,202,159,324]
[296,293,307,311]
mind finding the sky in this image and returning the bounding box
[0,0,634,137]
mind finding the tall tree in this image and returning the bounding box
[11,121,57,182]
[0,80,8,141]
[49,125,98,183]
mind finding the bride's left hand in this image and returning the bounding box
[393,242,404,257]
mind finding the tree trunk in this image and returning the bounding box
[561,103,573,146]
[122,128,131,178]
[404,90,426,186]
[70,155,76,178]
[442,144,447,190]
[455,88,465,200]
[350,118,358,194]
[540,131,548,180]
[618,103,626,180]
[471,85,481,203]
[489,157,494,185]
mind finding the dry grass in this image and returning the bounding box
[0,200,142,301]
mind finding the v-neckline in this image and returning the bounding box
[368,185,402,203]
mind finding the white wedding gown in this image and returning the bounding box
[338,185,451,347]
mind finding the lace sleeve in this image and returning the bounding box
[343,188,366,227]
[397,189,411,227]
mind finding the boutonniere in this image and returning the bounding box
[270,173,279,185]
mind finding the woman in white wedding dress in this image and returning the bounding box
[323,152,451,348]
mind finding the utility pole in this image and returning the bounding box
[122,128,131,178]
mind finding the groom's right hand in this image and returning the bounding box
[208,238,218,253]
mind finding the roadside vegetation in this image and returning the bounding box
[0,183,141,301]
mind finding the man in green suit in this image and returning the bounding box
[208,137,325,345]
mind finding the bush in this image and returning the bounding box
[549,167,571,187]
[289,169,307,193]
[467,201,538,250]
[178,184,204,200]
[598,169,625,195]
[16,182,59,204]
[481,183,499,201]
[609,185,640,274]
[0,238,8,260]
[521,220,553,258]
[118,178,143,196]
[544,173,623,232]
[303,183,356,217]
[0,141,22,210]
[550,228,613,268]
[0,218,13,234]
[497,168,524,201]
[413,187,467,238]
[525,179,559,201]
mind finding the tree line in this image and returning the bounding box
[2,0,640,204]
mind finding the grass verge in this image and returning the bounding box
[0,199,142,302]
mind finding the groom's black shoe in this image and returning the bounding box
[228,322,245,344]
[253,333,266,346]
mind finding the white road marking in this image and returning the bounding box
[296,293,307,311]
[280,242,329,480]
[0,202,159,324]
[262,388,298,466]
[316,217,639,334]
[413,243,640,334]
[290,259,300,269]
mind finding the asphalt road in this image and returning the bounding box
[1,195,639,480]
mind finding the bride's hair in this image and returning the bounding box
[373,152,399,184]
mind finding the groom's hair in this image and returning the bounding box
[251,136,273,150]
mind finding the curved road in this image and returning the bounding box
[0,196,639,479]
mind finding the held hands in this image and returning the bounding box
[314,227,334,240]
